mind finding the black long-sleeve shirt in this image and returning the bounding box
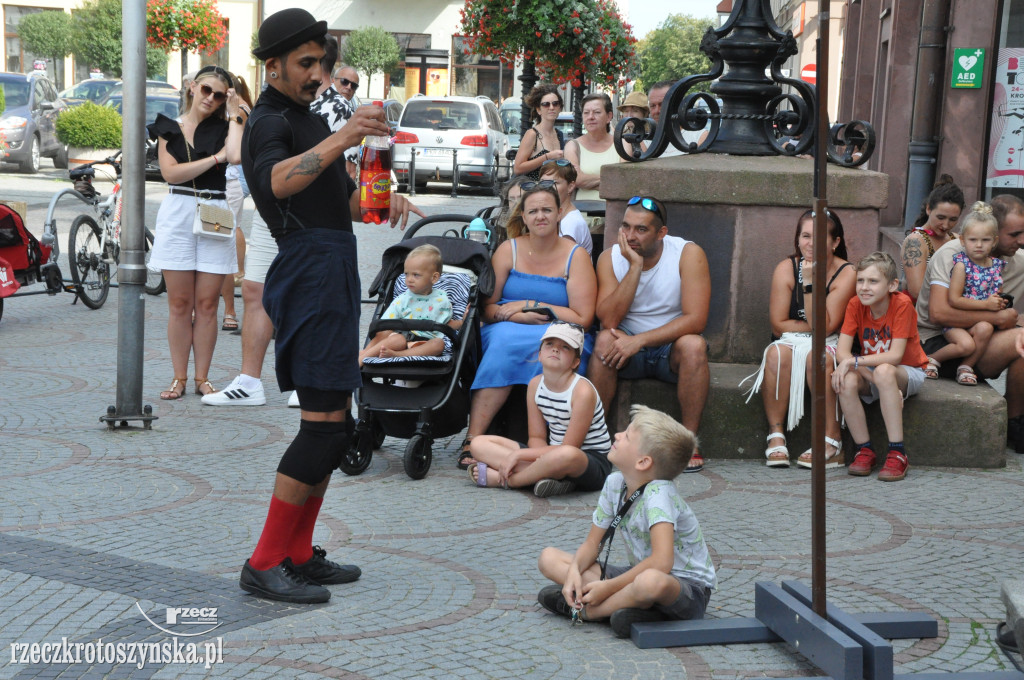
[241,85,356,241]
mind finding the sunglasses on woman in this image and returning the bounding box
[197,83,227,103]
[627,195,664,223]
[334,77,359,90]
[521,180,556,191]
[541,158,572,167]
[539,101,560,109]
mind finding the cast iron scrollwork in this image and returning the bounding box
[613,0,875,167]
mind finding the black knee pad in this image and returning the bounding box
[277,419,354,485]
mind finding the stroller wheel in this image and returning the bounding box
[403,434,433,480]
[338,420,375,476]
[372,419,387,449]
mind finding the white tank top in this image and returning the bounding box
[536,374,611,453]
[611,234,687,334]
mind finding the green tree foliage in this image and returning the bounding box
[637,14,713,91]
[18,11,73,88]
[341,27,400,94]
[70,0,169,79]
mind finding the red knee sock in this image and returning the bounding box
[289,495,324,566]
[249,495,305,571]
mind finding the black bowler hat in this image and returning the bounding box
[252,8,327,60]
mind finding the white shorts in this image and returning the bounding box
[243,211,278,284]
[861,365,927,404]
[147,192,237,274]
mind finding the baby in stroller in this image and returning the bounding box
[358,245,462,365]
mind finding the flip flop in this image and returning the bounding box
[470,462,508,488]
[684,452,705,473]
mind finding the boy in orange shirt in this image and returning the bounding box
[832,252,929,482]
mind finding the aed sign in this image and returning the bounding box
[952,48,985,88]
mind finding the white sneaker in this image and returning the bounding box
[201,377,266,406]
[288,391,300,408]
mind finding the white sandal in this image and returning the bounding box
[765,432,790,467]
[797,436,843,469]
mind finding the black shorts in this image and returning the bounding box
[263,229,361,394]
[569,450,612,492]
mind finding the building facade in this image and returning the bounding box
[838,0,1015,229]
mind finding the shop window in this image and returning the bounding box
[451,35,514,103]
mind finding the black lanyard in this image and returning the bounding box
[598,482,648,578]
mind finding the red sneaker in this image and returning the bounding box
[877,450,909,482]
[847,447,876,476]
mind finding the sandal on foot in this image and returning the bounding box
[684,451,705,473]
[194,378,217,396]
[797,436,843,469]
[470,462,507,488]
[924,357,941,379]
[456,437,475,469]
[221,315,239,331]
[764,432,790,468]
[956,365,978,386]
[160,377,187,400]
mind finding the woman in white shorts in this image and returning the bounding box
[147,65,243,400]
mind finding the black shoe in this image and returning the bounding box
[292,546,361,585]
[996,621,1020,653]
[1008,416,1023,447]
[609,608,672,638]
[537,584,574,618]
[239,558,330,604]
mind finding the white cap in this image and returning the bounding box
[540,322,584,350]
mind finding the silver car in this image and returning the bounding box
[392,95,509,195]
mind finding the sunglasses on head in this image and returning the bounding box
[521,180,556,191]
[627,195,664,223]
[550,319,585,332]
[197,83,227,103]
[334,77,359,90]
[539,100,560,109]
[541,158,572,167]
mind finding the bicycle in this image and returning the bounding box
[44,151,165,309]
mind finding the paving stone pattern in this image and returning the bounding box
[1,206,1023,678]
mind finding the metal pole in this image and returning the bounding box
[104,0,153,429]
[409,148,417,197]
[903,0,952,231]
[451,149,459,198]
[811,8,831,618]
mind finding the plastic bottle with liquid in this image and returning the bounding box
[359,101,392,224]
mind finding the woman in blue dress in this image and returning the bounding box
[460,182,597,468]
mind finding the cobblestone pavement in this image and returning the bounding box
[1,179,1023,678]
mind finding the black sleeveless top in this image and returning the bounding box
[786,256,852,323]
[147,113,229,191]
[524,125,566,180]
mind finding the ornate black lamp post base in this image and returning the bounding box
[613,0,874,167]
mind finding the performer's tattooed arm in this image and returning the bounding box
[285,151,324,180]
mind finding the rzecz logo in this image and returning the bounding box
[135,603,221,636]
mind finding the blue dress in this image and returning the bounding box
[472,242,594,389]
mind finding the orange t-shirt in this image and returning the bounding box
[841,292,929,369]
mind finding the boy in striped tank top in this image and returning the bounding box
[469,322,612,497]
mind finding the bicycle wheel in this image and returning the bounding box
[144,228,166,295]
[68,214,110,309]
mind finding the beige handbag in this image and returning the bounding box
[182,125,234,240]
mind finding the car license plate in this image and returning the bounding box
[423,148,452,157]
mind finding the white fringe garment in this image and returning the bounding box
[740,332,838,432]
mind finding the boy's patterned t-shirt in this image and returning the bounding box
[593,471,716,589]
[382,289,453,340]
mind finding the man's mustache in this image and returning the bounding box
[303,80,321,92]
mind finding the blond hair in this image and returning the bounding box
[959,201,999,241]
[629,405,698,480]
[856,251,898,283]
[406,244,443,274]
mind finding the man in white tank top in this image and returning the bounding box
[587,196,711,472]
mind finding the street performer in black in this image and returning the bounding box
[239,8,424,604]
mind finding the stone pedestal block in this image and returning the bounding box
[599,155,889,363]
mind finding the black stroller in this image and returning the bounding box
[339,215,495,479]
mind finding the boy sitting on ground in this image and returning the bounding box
[536,405,716,638]
[359,244,453,365]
